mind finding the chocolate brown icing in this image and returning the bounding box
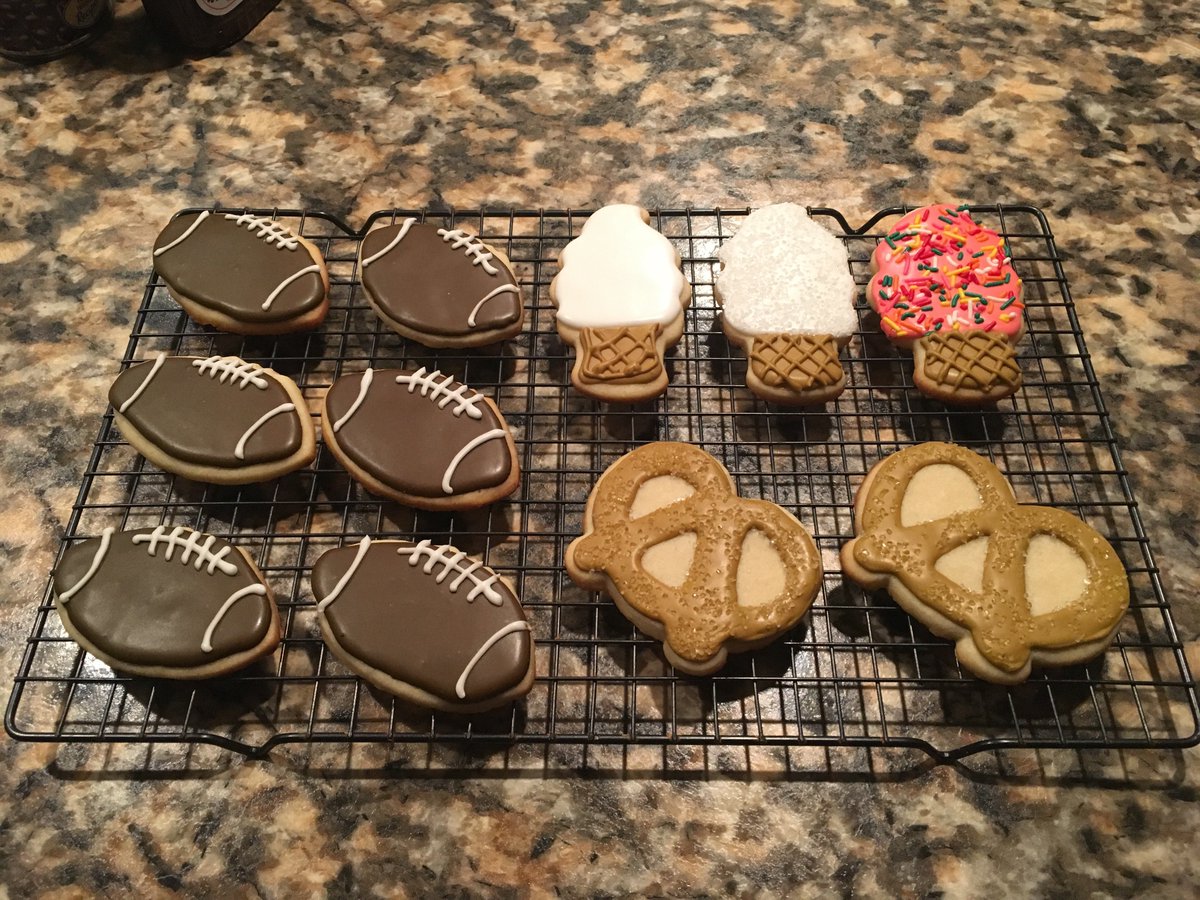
[153,212,325,323]
[359,222,521,337]
[109,356,303,467]
[53,527,272,668]
[311,540,531,704]
[323,368,514,499]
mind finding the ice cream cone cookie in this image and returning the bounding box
[716,203,859,404]
[549,205,691,402]
[841,443,1129,684]
[867,204,1025,405]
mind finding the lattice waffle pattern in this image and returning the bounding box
[918,330,1022,396]
[578,324,662,383]
[749,333,844,392]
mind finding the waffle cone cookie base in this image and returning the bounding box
[550,205,691,402]
[721,320,847,405]
[840,442,1129,684]
[911,330,1023,404]
[565,442,822,675]
[866,204,1026,405]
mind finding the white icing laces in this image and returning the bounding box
[234,403,296,460]
[442,428,506,494]
[192,356,270,390]
[455,620,530,699]
[202,584,268,653]
[131,526,239,576]
[398,539,503,605]
[223,213,300,250]
[437,228,499,275]
[394,367,484,419]
[117,353,166,413]
[361,218,415,267]
[57,527,115,604]
[153,211,211,257]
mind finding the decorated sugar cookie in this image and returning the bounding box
[716,203,858,404]
[550,204,691,402]
[841,442,1129,684]
[311,537,535,712]
[153,211,330,335]
[321,367,519,510]
[53,526,280,679]
[358,220,524,348]
[867,204,1025,404]
[109,354,317,485]
[565,442,821,675]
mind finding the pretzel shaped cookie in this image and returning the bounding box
[566,442,821,675]
[841,443,1129,684]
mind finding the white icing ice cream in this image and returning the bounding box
[553,204,687,329]
[717,203,858,338]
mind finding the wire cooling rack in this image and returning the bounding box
[7,206,1198,765]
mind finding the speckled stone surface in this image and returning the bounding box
[3,0,1200,895]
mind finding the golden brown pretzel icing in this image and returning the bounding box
[842,442,1129,682]
[567,442,821,671]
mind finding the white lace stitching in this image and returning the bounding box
[223,213,300,250]
[131,526,238,575]
[397,540,503,605]
[394,367,484,419]
[436,228,499,275]
[192,356,269,390]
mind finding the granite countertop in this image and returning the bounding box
[3,0,1199,895]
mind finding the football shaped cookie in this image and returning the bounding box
[153,211,330,334]
[321,367,519,510]
[110,354,317,485]
[52,525,281,679]
[358,219,524,348]
[311,537,535,712]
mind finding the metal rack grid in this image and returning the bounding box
[7,205,1198,765]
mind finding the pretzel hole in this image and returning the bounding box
[736,530,785,608]
[933,536,989,593]
[640,533,697,588]
[900,464,982,526]
[1025,534,1087,616]
[630,475,695,519]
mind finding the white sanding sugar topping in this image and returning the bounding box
[553,204,687,329]
[716,203,858,338]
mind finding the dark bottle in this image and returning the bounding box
[0,0,113,63]
[140,0,282,54]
